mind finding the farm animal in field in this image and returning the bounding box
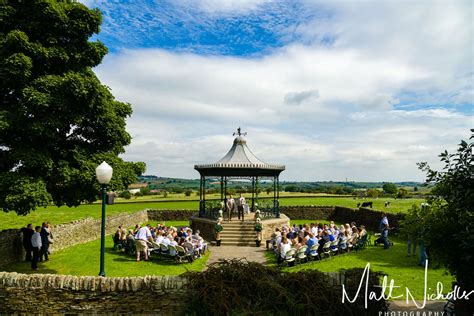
[384,201,391,208]
[359,201,373,208]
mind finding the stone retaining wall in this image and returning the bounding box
[332,206,404,232]
[279,206,335,220]
[147,209,196,221]
[0,230,23,268]
[0,271,185,314]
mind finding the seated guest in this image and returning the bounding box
[132,224,140,235]
[352,227,360,241]
[359,225,367,237]
[344,224,352,238]
[161,233,171,246]
[268,228,282,250]
[318,230,330,253]
[328,231,337,250]
[305,233,318,255]
[339,230,348,251]
[155,233,164,244]
[278,237,291,264]
[310,223,318,236]
[134,225,153,261]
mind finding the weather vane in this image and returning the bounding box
[233,127,247,137]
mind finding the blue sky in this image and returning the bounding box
[83,0,473,181]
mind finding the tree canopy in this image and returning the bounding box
[382,182,397,194]
[413,130,473,295]
[0,0,145,215]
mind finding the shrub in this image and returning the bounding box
[184,189,192,197]
[118,191,131,199]
[183,259,387,315]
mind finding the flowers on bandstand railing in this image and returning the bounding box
[254,217,263,247]
[256,200,276,218]
[214,219,223,246]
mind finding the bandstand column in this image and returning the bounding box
[276,176,280,218]
[251,176,255,211]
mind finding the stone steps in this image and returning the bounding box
[220,232,256,238]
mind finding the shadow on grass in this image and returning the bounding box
[2,261,59,275]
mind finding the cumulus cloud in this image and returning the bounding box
[284,90,319,106]
[92,0,473,181]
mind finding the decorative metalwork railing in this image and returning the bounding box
[255,199,280,219]
[198,199,281,219]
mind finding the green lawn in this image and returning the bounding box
[0,197,423,230]
[3,223,207,277]
[265,233,453,300]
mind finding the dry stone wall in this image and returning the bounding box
[51,209,148,252]
[0,271,185,314]
[0,230,23,268]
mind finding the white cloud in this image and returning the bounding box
[93,0,473,181]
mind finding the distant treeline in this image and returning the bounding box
[137,176,426,196]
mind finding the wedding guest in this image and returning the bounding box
[31,226,42,270]
[20,224,34,262]
[134,225,153,261]
[40,222,51,262]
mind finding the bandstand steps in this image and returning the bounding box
[220,228,254,233]
[220,232,256,238]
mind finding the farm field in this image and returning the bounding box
[0,197,424,230]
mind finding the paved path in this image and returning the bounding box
[206,245,267,266]
[389,300,447,312]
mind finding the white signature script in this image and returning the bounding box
[341,260,474,309]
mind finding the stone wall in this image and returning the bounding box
[0,230,23,268]
[331,206,405,232]
[0,271,185,314]
[0,210,149,268]
[50,209,149,252]
[260,215,291,240]
[147,209,196,221]
[279,206,335,220]
[189,216,217,242]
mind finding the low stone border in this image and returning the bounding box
[0,271,185,314]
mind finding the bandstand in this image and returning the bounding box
[190,128,290,245]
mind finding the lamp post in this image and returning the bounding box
[95,161,113,277]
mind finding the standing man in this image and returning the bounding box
[20,223,34,261]
[379,213,389,232]
[40,222,50,262]
[237,193,246,221]
[227,195,235,221]
[134,224,153,261]
[31,226,42,270]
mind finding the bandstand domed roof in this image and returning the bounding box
[194,128,285,177]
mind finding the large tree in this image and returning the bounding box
[416,130,473,312]
[0,0,145,215]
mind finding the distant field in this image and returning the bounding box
[0,196,423,230]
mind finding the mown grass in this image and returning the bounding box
[265,223,453,300]
[3,221,208,277]
[0,197,423,230]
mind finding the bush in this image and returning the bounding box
[382,183,398,194]
[118,191,131,199]
[417,131,474,313]
[184,189,192,197]
[140,187,150,195]
[365,189,379,198]
[183,259,387,315]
